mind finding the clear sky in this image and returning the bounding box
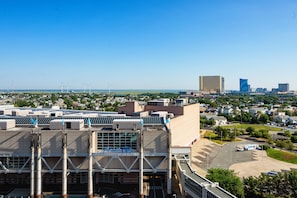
[0,0,296,91]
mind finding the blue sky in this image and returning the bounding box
[0,0,296,91]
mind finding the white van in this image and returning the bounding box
[244,144,258,151]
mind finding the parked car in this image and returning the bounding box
[264,171,278,176]
[236,145,244,152]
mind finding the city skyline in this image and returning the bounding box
[0,1,297,90]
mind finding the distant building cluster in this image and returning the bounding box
[199,75,291,95]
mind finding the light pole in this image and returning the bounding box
[221,130,223,145]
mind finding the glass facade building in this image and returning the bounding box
[240,78,249,93]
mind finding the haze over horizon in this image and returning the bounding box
[0,1,296,91]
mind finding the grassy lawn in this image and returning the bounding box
[221,123,280,131]
[203,130,218,138]
[266,148,297,164]
[203,130,241,145]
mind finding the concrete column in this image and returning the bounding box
[88,131,93,198]
[202,185,208,198]
[139,130,144,198]
[36,133,42,198]
[180,169,186,198]
[167,129,172,195]
[62,132,68,198]
[30,137,35,198]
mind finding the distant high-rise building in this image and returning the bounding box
[278,83,289,92]
[199,75,224,94]
[240,78,249,93]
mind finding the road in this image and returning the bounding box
[264,124,296,132]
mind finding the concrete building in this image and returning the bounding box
[199,76,225,94]
[278,83,289,92]
[0,102,236,198]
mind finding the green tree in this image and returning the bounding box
[284,130,292,137]
[244,170,297,198]
[285,170,297,197]
[246,127,255,134]
[259,114,270,124]
[243,176,262,198]
[206,168,244,198]
[291,135,297,143]
[51,94,58,103]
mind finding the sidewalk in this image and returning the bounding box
[190,137,219,177]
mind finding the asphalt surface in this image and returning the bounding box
[209,140,256,169]
[192,138,257,171]
[191,137,297,178]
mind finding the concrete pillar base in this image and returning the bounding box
[62,194,68,198]
[87,194,93,198]
[36,194,42,198]
[30,195,34,198]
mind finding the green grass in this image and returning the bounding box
[266,148,297,164]
[204,131,218,138]
[203,131,241,144]
[221,123,280,131]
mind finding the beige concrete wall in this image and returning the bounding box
[0,130,31,155]
[42,131,88,156]
[169,103,200,146]
[143,130,168,153]
[42,131,63,155]
[94,156,140,169]
[0,120,15,130]
[67,131,89,155]
[145,105,184,116]
[118,101,145,116]
[0,110,12,115]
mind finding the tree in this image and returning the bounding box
[246,126,255,134]
[291,135,297,143]
[206,168,244,198]
[243,176,262,198]
[284,130,292,137]
[215,126,228,139]
[243,170,297,198]
[285,170,297,197]
[259,114,270,124]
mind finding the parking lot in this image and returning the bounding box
[191,137,297,178]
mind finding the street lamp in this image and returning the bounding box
[221,130,223,146]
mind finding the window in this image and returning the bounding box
[97,132,138,152]
[0,156,30,169]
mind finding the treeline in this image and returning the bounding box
[206,168,297,198]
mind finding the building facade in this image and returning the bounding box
[278,83,289,92]
[199,76,224,94]
[239,78,249,93]
[0,100,236,198]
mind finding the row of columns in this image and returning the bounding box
[29,127,172,198]
[30,130,94,198]
[139,127,173,197]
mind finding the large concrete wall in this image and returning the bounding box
[0,130,31,155]
[144,129,168,153]
[118,101,145,116]
[145,105,184,116]
[42,130,89,156]
[169,103,200,146]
